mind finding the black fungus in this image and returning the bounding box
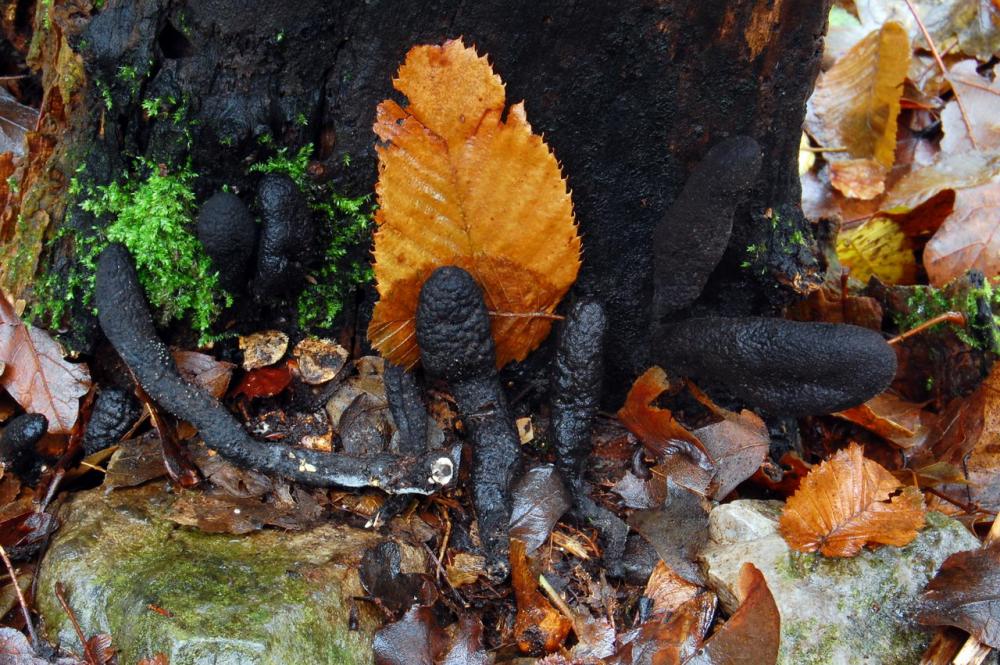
[652,136,762,320]
[252,174,313,300]
[656,316,898,416]
[82,388,141,456]
[0,413,48,479]
[549,300,629,571]
[416,266,521,579]
[384,362,427,455]
[95,243,458,493]
[196,191,257,294]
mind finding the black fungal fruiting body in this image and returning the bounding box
[550,300,629,569]
[0,413,48,479]
[83,388,141,455]
[653,136,762,320]
[95,243,457,493]
[253,174,313,300]
[196,191,257,294]
[384,362,428,455]
[656,317,898,416]
[416,266,522,579]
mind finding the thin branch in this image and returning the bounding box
[488,311,565,320]
[888,312,967,345]
[54,581,99,665]
[0,545,36,646]
[902,0,978,149]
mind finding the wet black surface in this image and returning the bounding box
[82,387,141,456]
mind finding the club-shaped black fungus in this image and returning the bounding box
[196,191,257,294]
[653,136,762,320]
[384,362,427,455]
[82,388,141,456]
[95,243,457,493]
[0,413,48,479]
[550,299,629,571]
[416,266,521,579]
[253,174,313,301]
[656,316,897,416]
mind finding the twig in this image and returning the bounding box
[800,145,849,153]
[888,312,966,345]
[902,0,978,149]
[0,545,36,646]
[54,581,99,665]
[538,573,575,621]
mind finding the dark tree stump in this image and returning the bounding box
[1,0,831,402]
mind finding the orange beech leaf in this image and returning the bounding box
[779,442,926,557]
[0,293,91,433]
[617,367,711,465]
[834,393,932,450]
[510,538,572,654]
[923,181,1000,286]
[367,39,581,369]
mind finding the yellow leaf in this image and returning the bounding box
[368,40,581,369]
[805,21,910,197]
[836,217,918,284]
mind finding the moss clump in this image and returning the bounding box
[895,279,1000,352]
[34,159,229,343]
[249,143,374,330]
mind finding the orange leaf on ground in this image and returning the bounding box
[940,60,1000,154]
[510,538,571,654]
[617,367,711,465]
[805,21,910,199]
[835,392,932,449]
[368,39,580,369]
[779,442,926,557]
[643,560,703,618]
[0,293,90,433]
[687,563,780,665]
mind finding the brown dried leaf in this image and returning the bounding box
[618,367,713,466]
[230,363,293,400]
[138,655,170,665]
[173,349,234,398]
[916,541,1000,648]
[445,551,485,588]
[609,592,717,665]
[923,181,1000,285]
[686,563,780,665]
[368,39,580,369]
[834,392,932,449]
[643,560,703,618]
[693,409,769,500]
[629,480,710,585]
[0,88,38,157]
[511,538,572,653]
[373,605,445,665]
[509,464,571,554]
[805,22,910,198]
[941,61,1000,154]
[0,293,90,433]
[779,442,925,557]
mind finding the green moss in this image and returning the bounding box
[895,280,1000,352]
[33,160,229,343]
[249,144,374,330]
[780,618,841,665]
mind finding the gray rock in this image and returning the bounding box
[699,499,981,665]
[36,483,426,665]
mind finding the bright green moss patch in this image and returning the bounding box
[895,279,1000,352]
[34,159,229,343]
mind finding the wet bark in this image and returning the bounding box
[1,0,831,402]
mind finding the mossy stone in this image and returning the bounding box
[36,484,422,664]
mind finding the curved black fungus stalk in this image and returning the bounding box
[0,413,48,479]
[82,388,141,455]
[653,136,762,321]
[253,174,314,300]
[550,300,629,571]
[384,362,428,456]
[416,266,521,579]
[196,191,257,294]
[656,317,898,416]
[95,243,457,493]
